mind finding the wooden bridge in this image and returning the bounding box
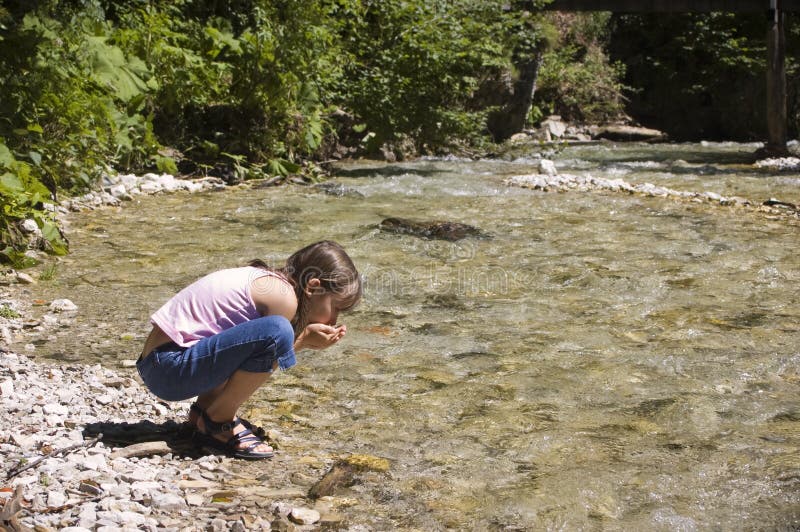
[544,0,796,154]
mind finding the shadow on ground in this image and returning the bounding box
[83,419,203,457]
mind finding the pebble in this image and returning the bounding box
[47,490,67,508]
[150,492,188,512]
[49,299,78,313]
[289,507,321,525]
[20,219,40,235]
[538,159,558,176]
[0,347,352,530]
[15,272,36,284]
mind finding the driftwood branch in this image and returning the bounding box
[5,434,103,480]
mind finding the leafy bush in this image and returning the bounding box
[535,13,628,124]
[329,0,520,152]
[608,12,799,140]
[0,141,68,266]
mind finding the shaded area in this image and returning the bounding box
[83,419,201,457]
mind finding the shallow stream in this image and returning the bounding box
[24,142,800,530]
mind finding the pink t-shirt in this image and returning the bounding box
[151,266,288,347]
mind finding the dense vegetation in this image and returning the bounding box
[610,12,800,141]
[0,1,797,265]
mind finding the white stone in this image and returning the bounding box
[80,453,108,471]
[108,184,132,201]
[46,490,67,508]
[96,393,114,405]
[150,492,188,512]
[49,299,78,313]
[0,379,13,397]
[289,507,321,525]
[61,528,92,532]
[542,117,567,138]
[130,481,161,492]
[139,181,163,194]
[15,272,36,284]
[10,433,36,450]
[119,174,139,189]
[97,192,119,206]
[20,219,40,235]
[122,469,156,483]
[185,492,204,506]
[210,518,228,532]
[43,403,68,415]
[158,174,180,192]
[183,181,204,193]
[538,159,558,176]
[119,511,147,526]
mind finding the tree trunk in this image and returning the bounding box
[487,51,542,142]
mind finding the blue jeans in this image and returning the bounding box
[137,315,296,402]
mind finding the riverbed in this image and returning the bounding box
[17,141,800,530]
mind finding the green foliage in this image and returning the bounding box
[608,12,799,140]
[0,140,68,266]
[0,0,634,264]
[39,261,58,281]
[328,0,521,152]
[156,156,178,175]
[0,304,21,319]
[535,13,628,124]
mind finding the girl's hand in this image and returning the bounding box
[296,323,346,350]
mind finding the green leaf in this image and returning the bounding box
[0,144,14,169]
[40,221,68,256]
[28,152,42,167]
[87,36,153,102]
[0,247,37,268]
[0,173,24,193]
[27,124,43,134]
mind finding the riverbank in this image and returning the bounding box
[0,281,376,531]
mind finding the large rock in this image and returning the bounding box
[541,116,567,139]
[595,125,666,142]
[289,507,321,525]
[379,217,488,241]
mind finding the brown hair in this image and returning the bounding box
[250,240,362,333]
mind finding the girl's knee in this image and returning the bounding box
[260,315,294,352]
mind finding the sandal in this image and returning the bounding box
[189,402,266,439]
[193,409,274,460]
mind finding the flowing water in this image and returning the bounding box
[24,142,800,530]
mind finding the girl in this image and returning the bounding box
[137,240,361,460]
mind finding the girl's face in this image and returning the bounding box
[305,279,346,326]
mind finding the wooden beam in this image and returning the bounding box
[544,0,800,12]
[765,5,789,153]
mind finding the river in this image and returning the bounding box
[23,141,800,530]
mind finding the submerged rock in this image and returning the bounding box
[308,461,355,499]
[379,217,488,241]
[313,182,365,198]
